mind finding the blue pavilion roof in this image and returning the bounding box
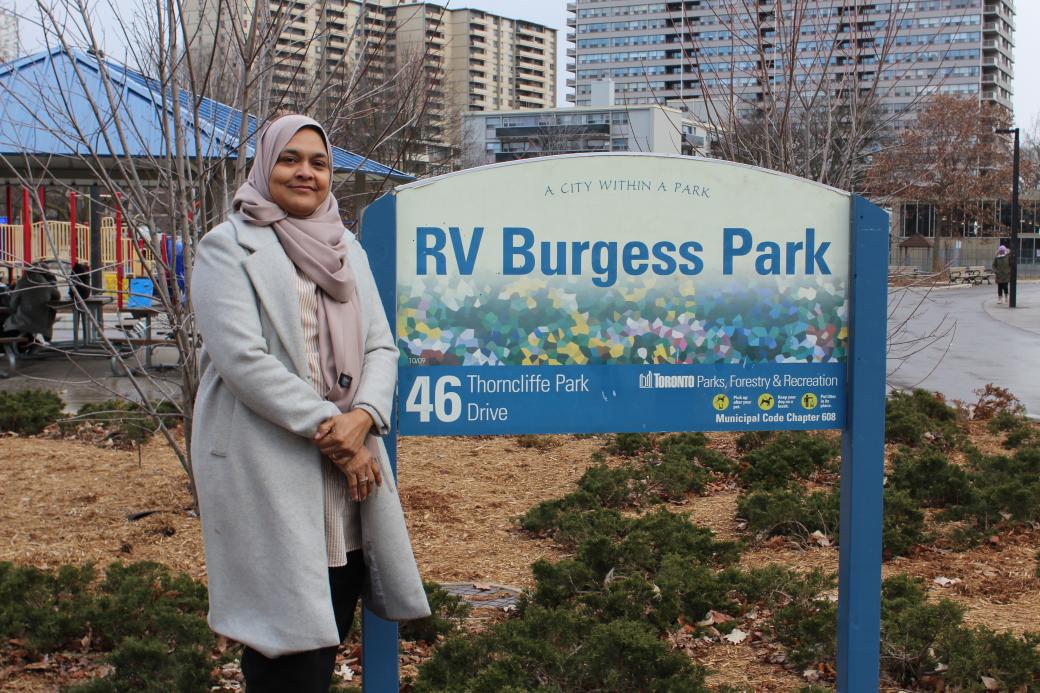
[0,48,412,180]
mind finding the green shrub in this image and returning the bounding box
[948,447,1040,531]
[768,569,837,669]
[68,637,211,693]
[60,399,180,446]
[604,432,654,457]
[658,432,709,449]
[519,495,584,535]
[0,562,95,654]
[942,627,1040,690]
[646,455,709,500]
[400,581,471,643]
[728,564,803,606]
[0,389,64,434]
[735,430,775,453]
[737,486,839,541]
[0,561,214,692]
[879,575,963,685]
[878,574,1040,689]
[520,442,740,539]
[738,486,922,557]
[987,410,1029,434]
[882,489,926,557]
[739,432,837,488]
[887,448,973,507]
[413,606,707,693]
[1001,427,1034,449]
[659,433,736,475]
[885,389,961,448]
[528,508,740,636]
[579,463,644,507]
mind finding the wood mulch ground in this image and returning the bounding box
[0,419,1037,691]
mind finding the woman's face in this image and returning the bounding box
[269,128,331,217]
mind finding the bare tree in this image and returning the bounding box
[0,0,418,500]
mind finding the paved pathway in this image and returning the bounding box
[887,280,1040,417]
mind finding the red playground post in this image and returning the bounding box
[69,190,78,266]
[115,192,123,310]
[22,187,31,265]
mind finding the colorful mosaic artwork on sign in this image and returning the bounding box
[398,275,846,367]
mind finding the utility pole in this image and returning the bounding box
[996,127,1019,308]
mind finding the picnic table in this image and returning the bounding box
[948,266,995,285]
[109,306,177,373]
[48,296,113,348]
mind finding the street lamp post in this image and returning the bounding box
[996,127,1019,308]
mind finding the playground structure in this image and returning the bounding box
[0,48,413,319]
[0,185,163,310]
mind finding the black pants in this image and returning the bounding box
[241,551,365,693]
[998,282,1009,299]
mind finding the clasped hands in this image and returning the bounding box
[314,409,382,502]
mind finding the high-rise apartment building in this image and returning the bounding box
[568,1,1014,124]
[0,4,19,63]
[185,0,556,172]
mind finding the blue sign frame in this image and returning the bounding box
[358,163,887,693]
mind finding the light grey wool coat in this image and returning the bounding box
[190,213,430,658]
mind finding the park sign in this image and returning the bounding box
[359,154,890,693]
[367,154,851,435]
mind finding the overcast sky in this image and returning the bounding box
[12,0,1038,130]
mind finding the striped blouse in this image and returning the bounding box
[293,267,361,567]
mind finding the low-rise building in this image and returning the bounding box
[461,101,709,167]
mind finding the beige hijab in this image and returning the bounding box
[233,115,362,413]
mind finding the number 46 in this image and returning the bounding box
[405,375,462,423]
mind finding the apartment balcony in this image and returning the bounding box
[516,38,545,52]
[984,3,1015,23]
[982,39,1013,58]
[982,72,1011,87]
[983,21,1013,42]
[566,3,575,11]
[982,89,1013,109]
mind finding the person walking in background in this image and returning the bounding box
[993,245,1011,304]
[190,114,429,692]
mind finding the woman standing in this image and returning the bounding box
[191,115,429,691]
[993,245,1011,304]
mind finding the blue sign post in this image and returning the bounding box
[359,154,887,692]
